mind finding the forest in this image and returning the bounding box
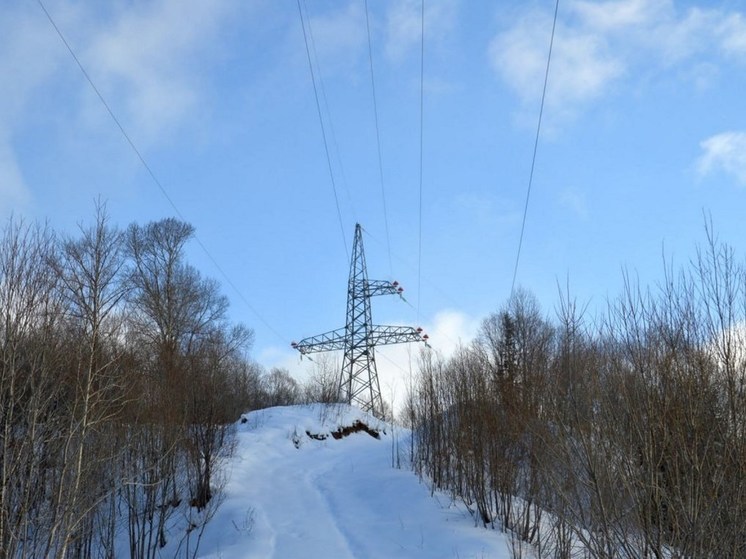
[0,204,314,558]
[3,203,745,559]
[406,227,746,558]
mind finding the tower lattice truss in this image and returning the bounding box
[293,224,427,418]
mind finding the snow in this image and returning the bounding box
[190,404,510,559]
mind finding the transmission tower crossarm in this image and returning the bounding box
[293,327,347,354]
[364,279,403,297]
[368,325,424,346]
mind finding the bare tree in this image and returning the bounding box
[303,353,341,404]
[122,217,254,556]
[263,367,302,407]
[0,210,257,558]
[0,218,64,557]
[46,201,130,557]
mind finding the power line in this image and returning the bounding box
[297,0,349,259]
[36,0,290,346]
[364,0,393,276]
[363,223,465,353]
[510,0,560,296]
[417,0,425,323]
[305,1,358,226]
[36,0,182,223]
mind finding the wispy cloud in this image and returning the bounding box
[82,0,237,143]
[489,11,623,115]
[0,2,70,214]
[716,12,746,56]
[559,186,589,219]
[375,309,480,414]
[0,137,31,217]
[571,0,666,30]
[488,0,746,117]
[697,131,746,186]
[0,0,239,212]
[306,2,366,74]
[384,0,457,62]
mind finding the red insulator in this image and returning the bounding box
[397,287,404,293]
[422,334,429,340]
[416,327,423,333]
[392,280,399,287]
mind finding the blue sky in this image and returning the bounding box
[2,0,746,401]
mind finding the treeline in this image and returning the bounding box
[408,232,746,558]
[0,205,268,558]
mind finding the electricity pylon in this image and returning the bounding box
[292,224,427,418]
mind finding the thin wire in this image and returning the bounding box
[361,230,464,352]
[377,347,417,377]
[297,0,349,259]
[306,1,358,226]
[37,0,289,345]
[364,0,392,276]
[37,0,182,222]
[417,0,425,323]
[510,0,559,296]
[364,229,460,311]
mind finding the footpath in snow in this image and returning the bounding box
[194,404,510,559]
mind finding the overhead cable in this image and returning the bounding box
[297,0,349,259]
[364,0,393,276]
[510,0,560,295]
[37,0,289,346]
[305,1,358,226]
[417,0,425,323]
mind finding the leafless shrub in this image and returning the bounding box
[410,233,746,558]
[0,209,258,558]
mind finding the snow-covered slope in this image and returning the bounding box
[192,404,509,559]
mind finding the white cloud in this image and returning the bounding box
[653,8,721,65]
[413,308,481,359]
[306,2,366,73]
[0,6,63,122]
[0,3,69,214]
[0,138,31,218]
[384,0,457,62]
[488,11,624,116]
[550,31,625,106]
[571,0,667,30]
[374,309,480,416]
[697,131,746,186]
[0,0,238,212]
[717,12,746,56]
[385,0,424,61]
[559,186,589,219]
[83,0,236,144]
[488,0,746,116]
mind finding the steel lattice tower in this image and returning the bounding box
[292,224,426,418]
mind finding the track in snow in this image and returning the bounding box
[194,404,509,559]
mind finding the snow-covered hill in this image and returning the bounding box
[189,404,509,558]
